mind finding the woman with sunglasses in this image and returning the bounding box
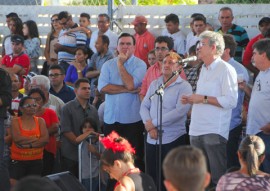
[42,14,61,76]
[28,88,59,176]
[9,96,49,187]
[101,131,156,191]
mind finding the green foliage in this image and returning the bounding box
[139,0,197,5]
[67,0,197,6]
[216,0,269,3]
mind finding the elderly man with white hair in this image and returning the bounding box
[182,31,238,186]
[30,75,64,118]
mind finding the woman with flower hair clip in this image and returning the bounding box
[101,131,156,191]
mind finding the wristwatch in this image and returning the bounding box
[203,95,208,104]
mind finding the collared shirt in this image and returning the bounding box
[162,29,186,55]
[58,23,87,64]
[189,57,238,139]
[88,50,114,98]
[44,93,65,119]
[247,68,270,135]
[90,29,118,54]
[98,55,147,124]
[2,52,30,88]
[140,76,192,144]
[134,30,155,66]
[184,64,202,93]
[227,58,249,130]
[60,98,99,161]
[243,34,264,67]
[49,83,76,103]
[140,62,187,97]
[216,24,249,63]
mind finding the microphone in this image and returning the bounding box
[178,56,197,65]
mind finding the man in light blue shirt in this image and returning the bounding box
[98,33,146,170]
[182,31,238,185]
[140,52,192,191]
[222,34,249,169]
[246,39,270,173]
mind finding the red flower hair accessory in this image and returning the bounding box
[100,131,136,154]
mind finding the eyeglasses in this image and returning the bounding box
[197,42,210,48]
[48,73,63,78]
[155,47,169,52]
[22,104,37,108]
[31,97,42,102]
[51,19,59,23]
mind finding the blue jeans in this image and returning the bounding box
[0,118,10,191]
[257,131,270,173]
[82,176,106,191]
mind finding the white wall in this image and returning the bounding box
[0,4,269,64]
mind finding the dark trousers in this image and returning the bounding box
[59,61,70,73]
[190,134,227,185]
[42,150,55,176]
[146,135,186,191]
[226,124,242,169]
[61,156,78,178]
[0,118,10,191]
[104,121,145,171]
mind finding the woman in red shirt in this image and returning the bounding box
[28,88,59,176]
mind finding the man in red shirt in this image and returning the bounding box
[131,15,155,67]
[1,34,30,88]
[243,17,270,80]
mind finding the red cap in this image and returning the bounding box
[131,15,148,25]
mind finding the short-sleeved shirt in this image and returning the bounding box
[216,172,270,191]
[243,34,264,67]
[216,24,249,63]
[64,65,88,84]
[58,24,87,64]
[60,98,99,161]
[2,52,30,87]
[36,108,59,156]
[90,29,118,54]
[162,29,186,55]
[134,30,155,66]
[49,83,75,103]
[247,68,270,135]
[88,50,114,98]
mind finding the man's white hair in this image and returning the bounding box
[30,75,50,92]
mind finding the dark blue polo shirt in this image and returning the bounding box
[49,83,76,103]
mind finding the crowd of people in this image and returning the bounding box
[0,6,270,191]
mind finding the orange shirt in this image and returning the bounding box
[10,116,44,161]
[134,30,155,67]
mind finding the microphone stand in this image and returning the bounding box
[149,66,184,191]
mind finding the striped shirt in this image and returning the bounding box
[58,24,87,64]
[216,24,249,63]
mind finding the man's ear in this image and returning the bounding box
[164,180,177,191]
[204,172,211,188]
